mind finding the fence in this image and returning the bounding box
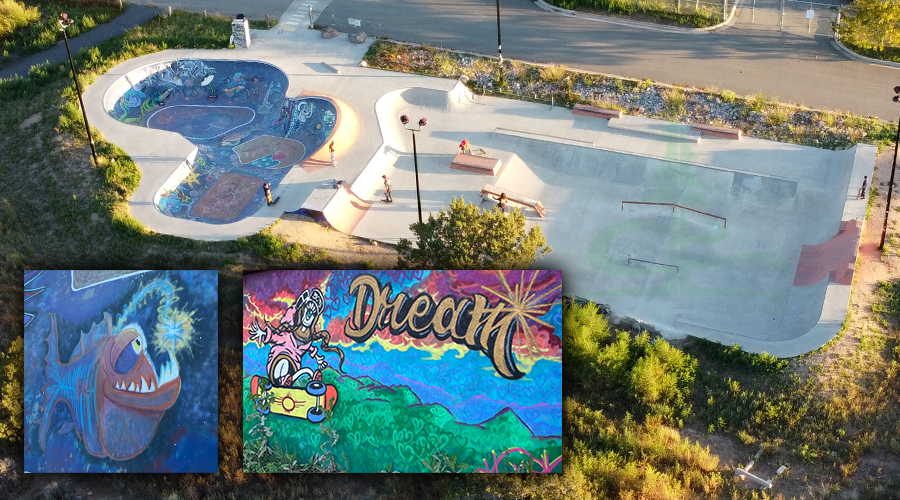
[739,0,843,36]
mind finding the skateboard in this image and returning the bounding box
[250,375,337,423]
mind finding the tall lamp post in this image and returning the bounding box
[495,0,503,80]
[400,115,427,224]
[880,86,900,250]
[59,13,99,166]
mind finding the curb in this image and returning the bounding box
[831,38,900,70]
[533,0,739,34]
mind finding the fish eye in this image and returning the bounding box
[116,339,141,374]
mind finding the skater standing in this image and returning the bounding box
[382,175,393,203]
[263,182,274,206]
[329,141,336,166]
[496,192,508,213]
[859,176,868,200]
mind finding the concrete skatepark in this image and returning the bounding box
[82,0,876,357]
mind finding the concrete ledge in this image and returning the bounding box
[573,103,622,120]
[607,118,702,143]
[450,152,504,175]
[321,61,341,74]
[691,123,742,139]
[831,38,900,69]
[480,183,546,217]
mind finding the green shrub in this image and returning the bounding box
[720,89,736,103]
[0,336,23,442]
[749,91,768,113]
[539,64,568,83]
[663,89,687,118]
[767,107,789,126]
[0,0,39,38]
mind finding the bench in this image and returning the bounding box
[690,123,742,140]
[480,184,546,218]
[450,153,504,176]
[573,104,623,120]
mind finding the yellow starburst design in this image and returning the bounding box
[480,271,561,361]
[183,170,201,187]
[153,307,197,355]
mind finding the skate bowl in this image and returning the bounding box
[103,59,338,224]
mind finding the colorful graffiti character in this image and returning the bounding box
[248,287,346,387]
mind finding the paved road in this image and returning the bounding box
[316,0,900,121]
[0,4,161,80]
[125,0,294,21]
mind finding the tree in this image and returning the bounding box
[836,0,900,51]
[396,197,551,269]
[0,336,24,443]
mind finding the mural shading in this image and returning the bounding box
[242,270,563,473]
[110,59,337,224]
[23,271,218,473]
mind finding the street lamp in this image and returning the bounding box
[495,0,503,80]
[59,13,99,166]
[880,86,900,250]
[400,114,427,224]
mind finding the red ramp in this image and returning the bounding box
[793,220,863,286]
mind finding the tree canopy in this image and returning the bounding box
[396,197,552,270]
[837,0,900,51]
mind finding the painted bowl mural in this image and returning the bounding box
[107,59,337,224]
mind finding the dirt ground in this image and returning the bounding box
[270,213,399,269]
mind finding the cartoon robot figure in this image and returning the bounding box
[249,288,345,387]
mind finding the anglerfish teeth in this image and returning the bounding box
[128,382,135,392]
[150,380,156,392]
[140,377,149,393]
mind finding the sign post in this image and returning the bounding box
[232,17,251,48]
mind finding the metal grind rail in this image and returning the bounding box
[621,201,727,228]
[627,258,680,273]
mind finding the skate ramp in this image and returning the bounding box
[321,183,373,234]
[398,81,473,112]
[793,219,864,286]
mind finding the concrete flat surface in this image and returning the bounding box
[82,1,876,356]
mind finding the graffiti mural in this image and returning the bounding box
[243,270,563,473]
[110,59,337,224]
[23,271,218,473]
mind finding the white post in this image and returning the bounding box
[780,0,785,31]
[723,0,727,21]
[752,0,755,23]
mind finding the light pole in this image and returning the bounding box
[59,13,99,166]
[880,87,900,250]
[400,115,427,224]
[495,0,503,81]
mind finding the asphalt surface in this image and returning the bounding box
[124,0,294,21]
[3,0,897,121]
[316,0,900,121]
[0,4,161,80]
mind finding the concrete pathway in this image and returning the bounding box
[0,4,162,80]
[82,12,875,356]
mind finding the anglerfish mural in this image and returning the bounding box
[38,312,181,461]
[25,270,218,473]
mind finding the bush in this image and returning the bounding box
[720,89,736,103]
[0,0,39,38]
[539,64,568,83]
[564,302,697,426]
